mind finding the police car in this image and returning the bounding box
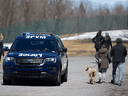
[3,32,68,86]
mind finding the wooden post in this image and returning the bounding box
[102,16,104,31]
[4,26,6,43]
[77,17,79,40]
[127,15,128,29]
[51,19,54,34]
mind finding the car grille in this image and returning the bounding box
[18,71,41,76]
[18,63,41,66]
[15,58,44,65]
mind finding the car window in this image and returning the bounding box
[58,38,64,48]
[11,39,57,52]
[57,39,61,50]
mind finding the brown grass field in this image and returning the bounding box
[1,39,128,64]
[63,39,117,56]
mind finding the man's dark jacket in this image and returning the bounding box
[104,36,112,50]
[110,43,127,63]
[92,34,104,49]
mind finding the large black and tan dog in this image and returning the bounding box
[85,66,97,84]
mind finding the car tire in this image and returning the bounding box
[3,76,11,85]
[54,66,61,86]
[62,66,68,82]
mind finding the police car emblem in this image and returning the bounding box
[26,59,33,63]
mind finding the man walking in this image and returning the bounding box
[92,30,105,52]
[104,32,112,50]
[110,38,127,86]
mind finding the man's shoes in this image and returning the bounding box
[118,83,121,86]
[111,80,116,84]
[102,81,105,84]
[98,78,102,84]
[118,80,122,86]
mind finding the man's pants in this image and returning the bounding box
[112,62,123,83]
[98,68,107,82]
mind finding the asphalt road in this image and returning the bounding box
[0,56,128,96]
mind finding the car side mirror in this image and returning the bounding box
[3,46,10,51]
[61,47,67,52]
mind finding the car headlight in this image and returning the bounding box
[5,57,14,62]
[45,58,57,63]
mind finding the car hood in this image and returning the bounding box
[6,51,58,58]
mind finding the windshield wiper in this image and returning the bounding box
[10,49,23,52]
[26,49,41,51]
[12,49,22,51]
[26,49,51,52]
[43,48,51,52]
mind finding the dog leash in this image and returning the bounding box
[93,59,100,68]
[92,64,97,68]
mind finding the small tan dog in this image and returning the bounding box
[85,66,97,84]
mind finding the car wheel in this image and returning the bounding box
[54,67,61,86]
[3,76,11,85]
[62,66,68,82]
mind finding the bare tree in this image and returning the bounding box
[19,0,35,23]
[86,2,95,17]
[125,1,128,15]
[33,0,48,20]
[83,0,92,17]
[46,0,73,18]
[0,0,19,42]
[78,2,86,17]
[60,0,73,17]
[112,2,125,15]
[105,8,110,16]
[100,5,111,16]
[0,0,18,26]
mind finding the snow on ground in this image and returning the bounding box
[3,30,128,49]
[61,29,128,41]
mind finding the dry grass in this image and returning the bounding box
[63,39,96,56]
[63,39,119,56]
[63,40,128,56]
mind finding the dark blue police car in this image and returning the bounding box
[3,32,68,86]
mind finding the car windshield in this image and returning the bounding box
[10,39,57,52]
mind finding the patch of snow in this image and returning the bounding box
[61,30,128,41]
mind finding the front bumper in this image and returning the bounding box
[3,71,57,81]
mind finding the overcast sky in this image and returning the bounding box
[91,0,126,5]
[71,0,127,7]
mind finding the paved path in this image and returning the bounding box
[0,56,128,96]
